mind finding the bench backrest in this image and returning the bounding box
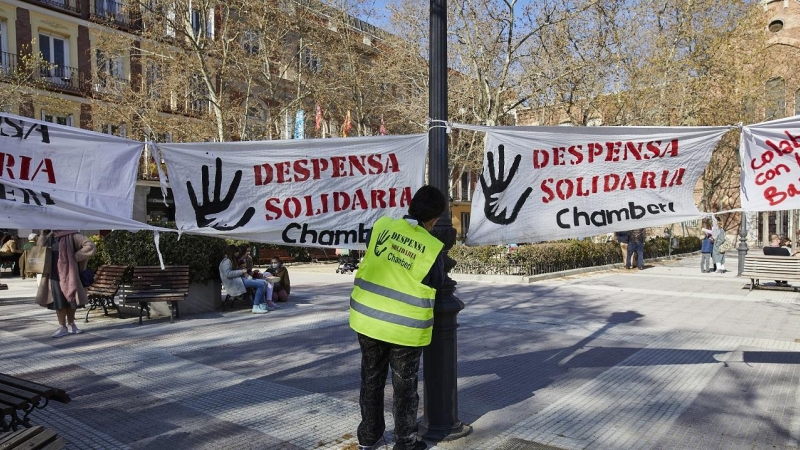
[86,265,127,297]
[129,266,190,296]
[742,254,800,276]
[0,373,70,404]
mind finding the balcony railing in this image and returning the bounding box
[24,0,80,14]
[38,64,82,92]
[0,52,18,78]
[92,74,129,94]
[93,0,140,29]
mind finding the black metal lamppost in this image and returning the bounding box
[419,0,472,442]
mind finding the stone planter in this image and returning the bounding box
[117,280,222,319]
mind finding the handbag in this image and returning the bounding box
[79,268,95,288]
[719,235,735,253]
[25,246,50,275]
[71,237,94,287]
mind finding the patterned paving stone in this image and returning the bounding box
[3,256,800,450]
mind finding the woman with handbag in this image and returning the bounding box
[35,230,96,338]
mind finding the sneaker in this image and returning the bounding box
[252,305,268,314]
[52,326,69,338]
[68,323,82,334]
[266,300,280,310]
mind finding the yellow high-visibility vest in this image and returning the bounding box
[349,216,444,347]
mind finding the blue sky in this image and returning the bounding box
[354,0,391,28]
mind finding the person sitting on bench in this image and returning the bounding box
[763,234,791,285]
[220,245,278,314]
[265,257,291,302]
[0,234,22,276]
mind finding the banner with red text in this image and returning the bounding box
[0,113,155,230]
[740,115,800,211]
[155,134,427,248]
[459,124,730,245]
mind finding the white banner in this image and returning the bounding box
[460,124,730,245]
[155,134,427,248]
[0,113,154,230]
[740,115,800,211]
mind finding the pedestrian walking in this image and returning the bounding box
[350,185,446,450]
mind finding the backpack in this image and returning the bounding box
[718,235,735,253]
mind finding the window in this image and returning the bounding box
[145,61,161,98]
[39,33,69,78]
[0,21,8,73]
[165,5,176,37]
[243,30,260,55]
[765,77,786,120]
[190,7,214,39]
[95,49,124,88]
[796,89,800,117]
[41,111,73,126]
[769,20,784,32]
[460,172,470,201]
[99,123,126,137]
[301,48,320,74]
[187,74,209,115]
[96,0,121,19]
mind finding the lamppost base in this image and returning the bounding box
[419,422,472,442]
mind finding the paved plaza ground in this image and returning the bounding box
[2,253,800,449]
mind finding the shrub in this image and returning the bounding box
[89,230,228,283]
[450,235,701,276]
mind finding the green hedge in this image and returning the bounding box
[90,230,228,283]
[450,236,702,276]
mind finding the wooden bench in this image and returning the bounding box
[0,425,65,449]
[741,255,800,290]
[306,247,338,262]
[0,373,70,432]
[256,249,295,265]
[84,265,127,323]
[123,266,189,325]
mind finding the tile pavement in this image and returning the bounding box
[2,253,800,449]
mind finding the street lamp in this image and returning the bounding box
[419,0,472,442]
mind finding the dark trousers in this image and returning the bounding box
[357,333,423,449]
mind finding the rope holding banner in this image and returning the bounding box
[427,118,452,134]
[147,142,171,208]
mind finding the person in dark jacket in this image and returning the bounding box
[626,228,646,270]
[701,229,713,273]
[615,231,630,266]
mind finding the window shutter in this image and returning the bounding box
[206,8,214,39]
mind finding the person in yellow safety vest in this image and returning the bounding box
[350,185,446,450]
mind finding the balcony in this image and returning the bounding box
[158,99,210,118]
[22,0,80,15]
[38,64,82,93]
[0,52,18,78]
[92,74,129,95]
[92,0,140,30]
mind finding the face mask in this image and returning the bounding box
[271,263,278,269]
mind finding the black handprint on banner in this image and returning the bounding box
[187,157,255,231]
[479,144,532,225]
[374,230,390,257]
